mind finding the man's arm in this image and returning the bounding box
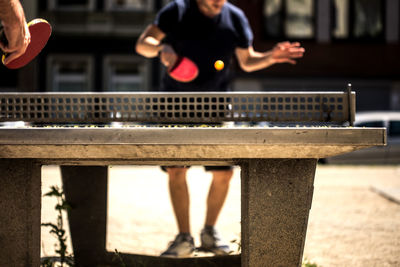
[0,0,30,64]
[235,42,305,72]
[135,24,165,58]
[135,24,177,68]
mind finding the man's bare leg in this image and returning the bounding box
[200,169,234,254]
[162,167,194,257]
[166,167,190,234]
[205,169,234,226]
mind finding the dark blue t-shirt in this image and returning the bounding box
[154,0,253,91]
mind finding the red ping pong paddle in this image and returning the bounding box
[168,56,199,83]
[1,18,52,69]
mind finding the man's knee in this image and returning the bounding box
[166,167,188,180]
[212,170,233,184]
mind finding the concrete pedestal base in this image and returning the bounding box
[0,159,41,267]
[61,166,108,267]
[241,159,316,267]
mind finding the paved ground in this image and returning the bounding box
[41,164,400,266]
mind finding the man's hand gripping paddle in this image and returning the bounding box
[168,56,199,83]
[1,18,52,69]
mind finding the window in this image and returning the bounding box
[286,0,314,38]
[48,0,96,11]
[105,0,153,11]
[332,0,384,40]
[103,56,149,91]
[332,0,349,38]
[263,0,315,39]
[353,0,383,38]
[263,0,386,41]
[263,0,283,38]
[47,55,94,92]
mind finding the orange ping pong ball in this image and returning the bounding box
[214,60,224,71]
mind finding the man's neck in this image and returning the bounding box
[195,0,220,18]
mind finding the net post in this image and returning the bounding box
[347,83,354,126]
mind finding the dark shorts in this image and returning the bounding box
[161,166,233,172]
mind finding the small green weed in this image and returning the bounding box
[112,249,127,267]
[302,257,320,267]
[41,186,74,267]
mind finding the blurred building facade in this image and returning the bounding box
[0,0,399,111]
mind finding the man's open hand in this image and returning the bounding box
[271,42,305,65]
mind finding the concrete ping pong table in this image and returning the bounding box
[0,89,385,267]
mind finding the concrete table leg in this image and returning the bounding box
[241,159,317,267]
[0,159,41,267]
[61,166,108,267]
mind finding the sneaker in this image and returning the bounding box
[160,233,195,257]
[200,226,230,255]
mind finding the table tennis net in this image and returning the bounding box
[0,92,355,126]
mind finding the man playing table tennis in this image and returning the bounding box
[136,0,304,257]
[0,0,30,65]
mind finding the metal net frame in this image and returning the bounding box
[0,91,355,125]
